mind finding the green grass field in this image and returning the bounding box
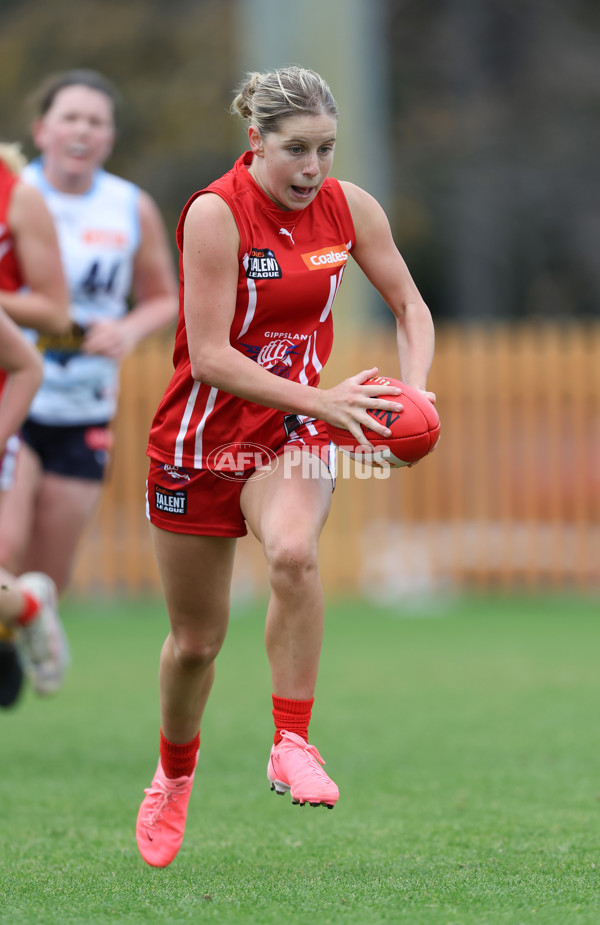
[1,593,600,924]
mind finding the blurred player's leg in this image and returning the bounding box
[0,445,39,707]
[0,626,23,709]
[0,442,41,576]
[0,565,69,701]
[16,571,69,694]
[19,473,102,594]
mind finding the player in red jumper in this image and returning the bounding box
[0,308,69,703]
[0,143,70,706]
[137,66,436,867]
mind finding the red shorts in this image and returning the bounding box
[146,420,336,537]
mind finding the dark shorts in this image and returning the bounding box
[21,420,114,482]
[147,420,336,538]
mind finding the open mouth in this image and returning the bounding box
[291,185,315,200]
[66,147,89,161]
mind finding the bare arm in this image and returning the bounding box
[0,182,69,334]
[182,194,403,445]
[82,190,178,360]
[0,310,43,454]
[341,181,436,399]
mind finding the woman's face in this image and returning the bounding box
[33,84,115,192]
[248,112,337,211]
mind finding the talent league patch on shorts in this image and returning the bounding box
[154,485,187,515]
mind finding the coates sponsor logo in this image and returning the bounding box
[301,243,348,270]
[162,464,191,482]
[82,229,128,247]
[206,442,278,481]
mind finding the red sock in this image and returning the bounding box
[159,729,200,779]
[272,695,314,746]
[16,591,40,627]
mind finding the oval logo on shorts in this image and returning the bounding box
[206,442,279,481]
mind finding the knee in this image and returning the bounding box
[170,631,224,670]
[265,536,319,593]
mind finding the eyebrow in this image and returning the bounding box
[285,136,337,144]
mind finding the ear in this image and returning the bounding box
[31,118,46,150]
[102,126,117,162]
[248,125,264,156]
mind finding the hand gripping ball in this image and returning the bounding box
[325,376,440,468]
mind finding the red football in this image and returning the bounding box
[325,376,440,468]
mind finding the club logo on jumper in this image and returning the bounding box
[245,247,282,279]
[301,243,348,270]
[242,338,299,378]
[154,485,187,515]
[162,464,191,482]
[206,442,278,481]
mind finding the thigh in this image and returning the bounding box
[19,422,112,589]
[150,524,237,641]
[0,442,42,573]
[240,446,333,551]
[24,473,103,591]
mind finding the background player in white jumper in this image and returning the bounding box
[136,66,436,868]
[0,70,178,595]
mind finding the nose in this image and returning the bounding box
[74,117,91,136]
[302,153,319,177]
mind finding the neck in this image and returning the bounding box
[42,163,95,195]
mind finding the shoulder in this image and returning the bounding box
[184,192,239,243]
[98,169,138,194]
[95,170,140,212]
[339,180,385,220]
[188,190,235,219]
[338,180,392,242]
[8,178,51,230]
[21,160,41,186]
[179,194,240,278]
[136,187,162,225]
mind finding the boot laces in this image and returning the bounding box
[281,732,329,780]
[142,781,179,827]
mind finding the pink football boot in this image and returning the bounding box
[267,730,339,808]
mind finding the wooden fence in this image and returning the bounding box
[70,323,600,597]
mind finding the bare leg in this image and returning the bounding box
[151,525,237,744]
[241,451,332,700]
[0,443,42,576]
[21,473,103,593]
